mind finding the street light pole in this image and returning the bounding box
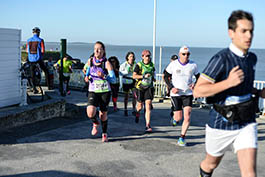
[152,0,157,64]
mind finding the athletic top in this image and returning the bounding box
[26,34,45,62]
[111,68,120,85]
[134,61,155,89]
[201,43,257,130]
[56,59,73,76]
[88,58,111,93]
[120,61,136,84]
[166,59,198,96]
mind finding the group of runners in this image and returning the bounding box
[83,41,201,147]
[83,42,158,142]
[27,9,265,177]
[82,10,265,177]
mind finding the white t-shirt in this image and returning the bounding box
[166,60,198,96]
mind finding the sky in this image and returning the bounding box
[1,0,265,49]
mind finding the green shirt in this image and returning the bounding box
[56,59,73,73]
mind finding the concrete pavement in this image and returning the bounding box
[1,89,265,177]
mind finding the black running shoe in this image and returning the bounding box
[124,110,128,116]
[135,112,140,123]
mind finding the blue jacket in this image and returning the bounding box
[26,34,45,62]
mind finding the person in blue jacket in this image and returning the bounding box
[26,27,50,92]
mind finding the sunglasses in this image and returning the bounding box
[182,53,190,56]
[144,55,151,58]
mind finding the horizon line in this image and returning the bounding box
[20,41,265,50]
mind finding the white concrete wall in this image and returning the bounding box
[0,28,21,108]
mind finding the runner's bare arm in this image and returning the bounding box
[193,66,244,98]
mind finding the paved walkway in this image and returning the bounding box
[1,89,265,177]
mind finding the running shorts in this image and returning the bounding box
[87,92,111,112]
[205,123,257,157]
[136,87,154,103]
[171,95,193,111]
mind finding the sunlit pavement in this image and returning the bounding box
[1,88,265,177]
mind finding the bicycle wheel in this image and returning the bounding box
[27,82,44,103]
[26,63,44,103]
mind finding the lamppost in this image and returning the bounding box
[152,0,157,65]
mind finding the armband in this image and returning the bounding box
[106,70,116,83]
[85,66,90,76]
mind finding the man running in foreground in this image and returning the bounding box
[194,10,265,177]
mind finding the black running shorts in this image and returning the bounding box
[136,87,154,103]
[171,95,193,111]
[123,83,135,93]
[87,92,111,112]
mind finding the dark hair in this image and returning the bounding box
[125,51,135,61]
[95,41,106,57]
[228,10,254,31]
[65,54,72,60]
[108,56,120,71]
[89,53,94,58]
[171,54,178,60]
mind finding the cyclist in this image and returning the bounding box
[26,27,50,93]
[84,41,116,142]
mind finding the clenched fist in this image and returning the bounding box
[226,66,244,88]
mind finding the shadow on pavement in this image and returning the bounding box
[0,101,210,145]
[0,170,96,177]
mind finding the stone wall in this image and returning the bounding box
[0,98,66,131]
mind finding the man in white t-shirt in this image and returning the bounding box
[164,46,200,146]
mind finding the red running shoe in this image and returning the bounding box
[91,123,99,136]
[102,133,108,142]
[145,125,152,133]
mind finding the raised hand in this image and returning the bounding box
[144,73,151,78]
[227,66,244,87]
[97,71,104,78]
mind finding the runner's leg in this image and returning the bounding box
[237,148,257,177]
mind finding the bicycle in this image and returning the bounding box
[20,61,44,103]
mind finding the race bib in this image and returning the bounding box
[94,80,109,93]
[123,78,133,84]
[142,77,152,86]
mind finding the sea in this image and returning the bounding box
[45,42,265,81]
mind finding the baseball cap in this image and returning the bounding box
[32,27,41,33]
[171,55,178,60]
[179,45,190,53]
[142,49,151,56]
